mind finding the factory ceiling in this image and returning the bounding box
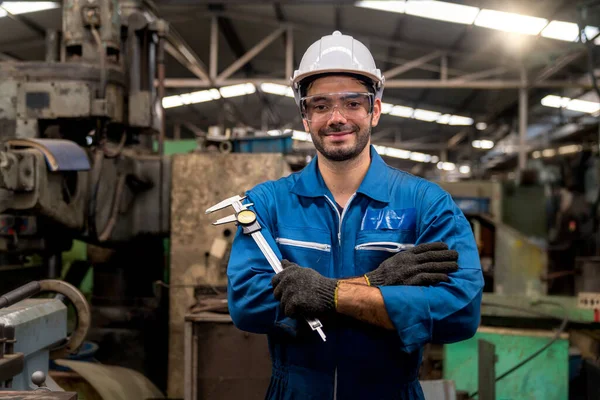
[1,0,600,174]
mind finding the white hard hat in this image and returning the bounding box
[291,31,385,106]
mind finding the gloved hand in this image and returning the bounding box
[271,260,338,318]
[365,242,458,287]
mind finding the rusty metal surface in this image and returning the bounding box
[37,280,91,360]
[168,153,290,399]
[0,353,24,382]
[0,63,125,86]
[17,82,91,119]
[184,312,271,400]
[0,391,77,399]
[54,359,164,400]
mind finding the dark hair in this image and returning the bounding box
[299,73,375,98]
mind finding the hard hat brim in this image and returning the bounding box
[291,68,383,89]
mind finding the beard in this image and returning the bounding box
[310,121,371,162]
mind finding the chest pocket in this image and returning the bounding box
[353,229,416,276]
[275,225,332,277]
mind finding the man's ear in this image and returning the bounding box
[371,98,382,127]
[303,119,310,132]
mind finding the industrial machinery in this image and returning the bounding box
[0,0,175,394]
[0,279,89,397]
[0,0,170,276]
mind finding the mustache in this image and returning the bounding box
[320,124,359,135]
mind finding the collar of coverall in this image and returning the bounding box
[290,144,390,203]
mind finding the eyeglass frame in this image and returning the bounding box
[299,91,375,123]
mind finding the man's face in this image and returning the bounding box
[302,76,381,162]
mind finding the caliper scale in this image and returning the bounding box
[206,194,327,342]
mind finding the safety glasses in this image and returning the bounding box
[300,92,374,123]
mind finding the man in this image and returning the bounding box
[227,31,484,400]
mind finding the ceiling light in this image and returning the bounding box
[437,114,451,124]
[558,144,583,155]
[373,145,412,159]
[380,103,394,114]
[567,99,600,114]
[410,152,430,162]
[260,83,294,97]
[459,165,471,174]
[472,139,494,149]
[541,94,570,108]
[542,149,556,157]
[1,2,58,15]
[220,83,256,98]
[405,1,480,25]
[355,1,406,13]
[162,95,185,109]
[431,155,439,163]
[475,9,548,35]
[541,20,579,42]
[437,162,456,171]
[476,122,487,130]
[541,94,600,113]
[532,151,541,159]
[180,89,221,104]
[389,105,414,118]
[413,109,441,122]
[448,115,474,126]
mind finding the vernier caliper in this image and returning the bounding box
[206,194,327,342]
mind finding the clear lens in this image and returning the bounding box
[300,92,373,123]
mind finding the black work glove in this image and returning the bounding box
[365,242,458,287]
[271,260,338,318]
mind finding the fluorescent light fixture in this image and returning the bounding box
[355,1,406,13]
[413,109,441,122]
[541,94,570,108]
[405,1,480,25]
[389,105,414,118]
[437,162,456,171]
[541,94,600,113]
[459,165,471,174]
[260,82,294,97]
[162,95,185,109]
[437,114,451,124]
[373,145,412,159]
[380,102,394,114]
[541,20,579,42]
[410,152,430,162]
[568,99,600,114]
[542,149,556,157]
[220,83,256,98]
[558,144,582,155]
[448,115,474,126]
[472,139,494,149]
[476,122,488,130]
[475,9,548,35]
[180,89,221,104]
[1,2,59,15]
[431,155,439,163]
[532,151,541,159]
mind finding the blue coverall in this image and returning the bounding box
[227,145,484,400]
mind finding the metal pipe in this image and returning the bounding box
[157,32,166,235]
[0,282,41,309]
[210,16,218,79]
[45,29,59,62]
[519,67,528,171]
[161,78,597,90]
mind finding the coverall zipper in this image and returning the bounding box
[324,193,357,400]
